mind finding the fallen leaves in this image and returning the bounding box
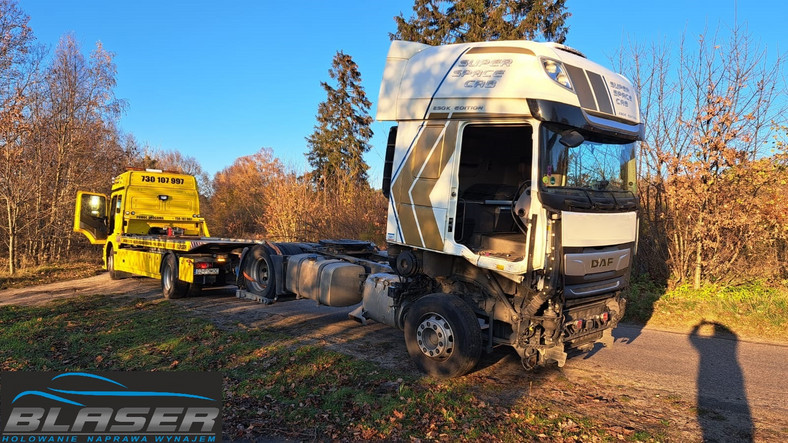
[1,292,676,442]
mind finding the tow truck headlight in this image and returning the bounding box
[542,58,573,91]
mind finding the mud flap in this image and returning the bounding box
[236,289,276,305]
[543,345,568,368]
[270,254,286,296]
[236,246,251,288]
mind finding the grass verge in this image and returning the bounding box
[0,294,658,441]
[625,277,788,339]
[5,259,784,345]
[0,261,104,290]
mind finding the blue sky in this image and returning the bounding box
[21,0,786,185]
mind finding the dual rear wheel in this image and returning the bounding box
[161,253,199,299]
[240,244,276,299]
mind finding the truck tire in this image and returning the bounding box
[107,246,120,280]
[107,245,129,280]
[161,254,190,299]
[241,244,276,299]
[404,294,482,378]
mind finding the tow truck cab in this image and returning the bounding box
[75,169,209,242]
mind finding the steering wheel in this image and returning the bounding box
[511,180,531,233]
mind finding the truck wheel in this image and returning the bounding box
[404,294,482,378]
[241,244,276,299]
[161,254,190,299]
[107,246,120,280]
[106,246,129,280]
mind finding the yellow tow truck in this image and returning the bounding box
[74,168,260,298]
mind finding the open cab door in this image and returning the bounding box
[74,191,108,245]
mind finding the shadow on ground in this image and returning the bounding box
[689,320,754,442]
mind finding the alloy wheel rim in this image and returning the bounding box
[415,313,454,360]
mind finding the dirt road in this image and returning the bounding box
[2,273,786,441]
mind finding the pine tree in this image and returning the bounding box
[306,52,373,188]
[391,0,570,44]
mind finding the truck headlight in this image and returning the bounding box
[542,58,573,91]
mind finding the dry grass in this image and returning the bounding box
[0,260,104,290]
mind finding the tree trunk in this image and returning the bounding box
[694,238,702,290]
[6,200,16,275]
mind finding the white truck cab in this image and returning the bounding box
[373,40,642,374]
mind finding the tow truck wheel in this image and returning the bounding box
[106,246,129,280]
[107,246,120,280]
[161,254,190,299]
[404,294,482,378]
[241,244,276,299]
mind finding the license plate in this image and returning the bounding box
[194,268,219,275]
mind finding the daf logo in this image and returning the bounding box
[591,258,614,269]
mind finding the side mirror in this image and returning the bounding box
[559,130,584,148]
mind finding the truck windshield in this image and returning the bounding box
[538,123,638,212]
[540,124,636,193]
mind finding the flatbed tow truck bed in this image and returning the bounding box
[118,235,259,253]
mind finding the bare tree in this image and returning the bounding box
[617,26,787,287]
[35,34,125,262]
[0,0,42,273]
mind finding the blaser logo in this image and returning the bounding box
[5,407,219,434]
[1,372,221,442]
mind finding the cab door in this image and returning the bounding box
[74,191,108,244]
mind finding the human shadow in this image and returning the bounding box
[689,320,753,442]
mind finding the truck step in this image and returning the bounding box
[236,289,276,305]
